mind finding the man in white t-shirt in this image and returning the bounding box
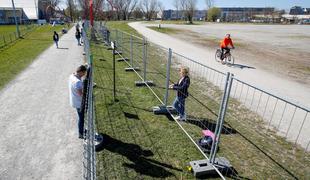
[69,65,87,139]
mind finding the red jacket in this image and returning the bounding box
[220,37,234,48]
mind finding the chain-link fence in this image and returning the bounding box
[94,23,310,179]
[82,24,98,180]
[0,23,37,48]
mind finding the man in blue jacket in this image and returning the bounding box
[169,67,190,121]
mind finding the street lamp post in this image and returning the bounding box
[11,0,20,38]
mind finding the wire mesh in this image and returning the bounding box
[82,26,97,180]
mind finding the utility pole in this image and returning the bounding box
[34,0,38,20]
[11,0,20,38]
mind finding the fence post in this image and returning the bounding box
[112,41,117,102]
[209,72,233,164]
[10,33,12,43]
[120,31,123,52]
[143,37,147,81]
[115,30,119,50]
[3,35,6,45]
[130,34,133,67]
[164,48,172,106]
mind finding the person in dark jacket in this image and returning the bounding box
[169,67,190,121]
[75,29,81,46]
[53,31,59,48]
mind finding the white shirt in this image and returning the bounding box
[69,74,83,108]
[178,77,184,85]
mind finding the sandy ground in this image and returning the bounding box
[129,22,310,149]
[156,23,310,85]
[0,27,84,179]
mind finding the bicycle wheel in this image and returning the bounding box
[215,49,222,62]
[226,54,235,66]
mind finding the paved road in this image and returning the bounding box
[0,27,84,179]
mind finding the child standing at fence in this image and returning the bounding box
[69,65,87,139]
[169,67,191,121]
[53,31,59,48]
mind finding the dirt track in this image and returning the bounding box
[157,23,310,85]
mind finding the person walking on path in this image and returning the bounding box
[75,29,81,46]
[69,65,87,138]
[53,31,59,48]
[169,67,191,121]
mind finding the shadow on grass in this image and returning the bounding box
[96,134,180,178]
[186,117,237,135]
[123,111,140,120]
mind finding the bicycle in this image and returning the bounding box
[215,48,235,66]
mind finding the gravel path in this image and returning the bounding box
[0,27,84,179]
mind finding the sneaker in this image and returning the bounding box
[179,117,186,121]
[78,133,83,139]
[174,115,180,120]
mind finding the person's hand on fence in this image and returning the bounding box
[169,84,174,89]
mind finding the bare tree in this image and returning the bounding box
[179,0,186,20]
[173,0,180,20]
[77,0,105,20]
[44,0,62,20]
[132,6,144,20]
[140,0,159,21]
[183,0,196,24]
[158,1,165,20]
[114,0,138,20]
[205,0,214,10]
[66,0,75,21]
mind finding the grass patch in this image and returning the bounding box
[92,21,310,179]
[0,25,65,90]
[0,24,37,48]
[105,21,140,36]
[148,26,181,34]
[145,20,205,25]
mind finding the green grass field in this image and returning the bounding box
[0,25,65,90]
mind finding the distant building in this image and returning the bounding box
[0,0,67,24]
[163,9,206,20]
[219,7,275,22]
[289,6,310,15]
[289,6,304,15]
[0,7,27,24]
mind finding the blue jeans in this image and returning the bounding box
[54,40,58,48]
[76,108,84,135]
[172,96,186,119]
[76,38,81,45]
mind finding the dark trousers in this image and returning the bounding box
[76,108,84,135]
[221,47,230,60]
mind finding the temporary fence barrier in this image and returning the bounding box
[94,23,310,179]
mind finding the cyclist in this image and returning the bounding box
[220,34,235,61]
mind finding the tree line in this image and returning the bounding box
[50,0,221,23]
